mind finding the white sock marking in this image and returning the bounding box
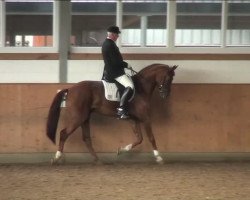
[55,151,62,159]
[120,144,133,152]
[153,150,159,157]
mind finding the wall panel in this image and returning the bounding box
[0,84,250,153]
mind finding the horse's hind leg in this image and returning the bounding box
[143,121,163,164]
[81,120,99,163]
[52,124,80,164]
[117,120,143,155]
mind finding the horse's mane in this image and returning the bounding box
[137,63,170,76]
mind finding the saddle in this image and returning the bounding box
[102,75,135,102]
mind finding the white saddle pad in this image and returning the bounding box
[102,80,135,102]
[102,80,120,101]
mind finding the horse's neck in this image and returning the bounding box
[136,64,167,96]
[135,73,156,98]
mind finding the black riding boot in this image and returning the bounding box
[117,87,133,119]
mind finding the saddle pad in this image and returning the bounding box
[102,80,120,101]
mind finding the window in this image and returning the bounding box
[122,0,167,47]
[71,0,116,47]
[5,0,53,47]
[175,0,222,46]
[227,0,250,46]
[1,0,249,51]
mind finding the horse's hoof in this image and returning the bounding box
[157,160,164,165]
[51,155,65,165]
[50,158,57,165]
[60,155,66,164]
[117,147,122,156]
[93,159,102,165]
[156,156,164,165]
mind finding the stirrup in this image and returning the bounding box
[117,107,124,115]
[117,108,130,119]
[119,113,130,119]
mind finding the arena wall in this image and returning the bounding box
[0,83,250,154]
[0,53,250,157]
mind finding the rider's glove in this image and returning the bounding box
[127,64,133,70]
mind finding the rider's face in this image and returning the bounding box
[111,33,119,41]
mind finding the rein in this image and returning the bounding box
[128,67,138,76]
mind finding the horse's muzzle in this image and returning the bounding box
[160,92,169,99]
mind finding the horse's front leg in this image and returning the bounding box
[143,121,164,164]
[117,120,143,155]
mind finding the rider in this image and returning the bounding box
[101,25,134,119]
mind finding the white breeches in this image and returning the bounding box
[115,74,134,89]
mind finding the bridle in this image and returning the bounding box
[128,66,174,98]
[159,79,170,98]
[158,71,174,98]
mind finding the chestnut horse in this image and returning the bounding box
[46,63,177,164]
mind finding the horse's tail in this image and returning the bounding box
[46,89,68,144]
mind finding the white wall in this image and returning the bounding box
[0,60,250,84]
[67,60,103,83]
[0,60,59,83]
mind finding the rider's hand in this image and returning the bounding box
[127,64,133,70]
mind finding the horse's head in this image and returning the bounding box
[157,65,178,98]
[134,63,178,99]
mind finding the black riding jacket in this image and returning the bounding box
[102,38,128,81]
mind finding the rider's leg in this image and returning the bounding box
[115,74,134,119]
[117,87,133,116]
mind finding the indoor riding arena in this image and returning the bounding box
[1,1,250,200]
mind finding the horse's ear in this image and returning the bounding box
[172,65,178,71]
